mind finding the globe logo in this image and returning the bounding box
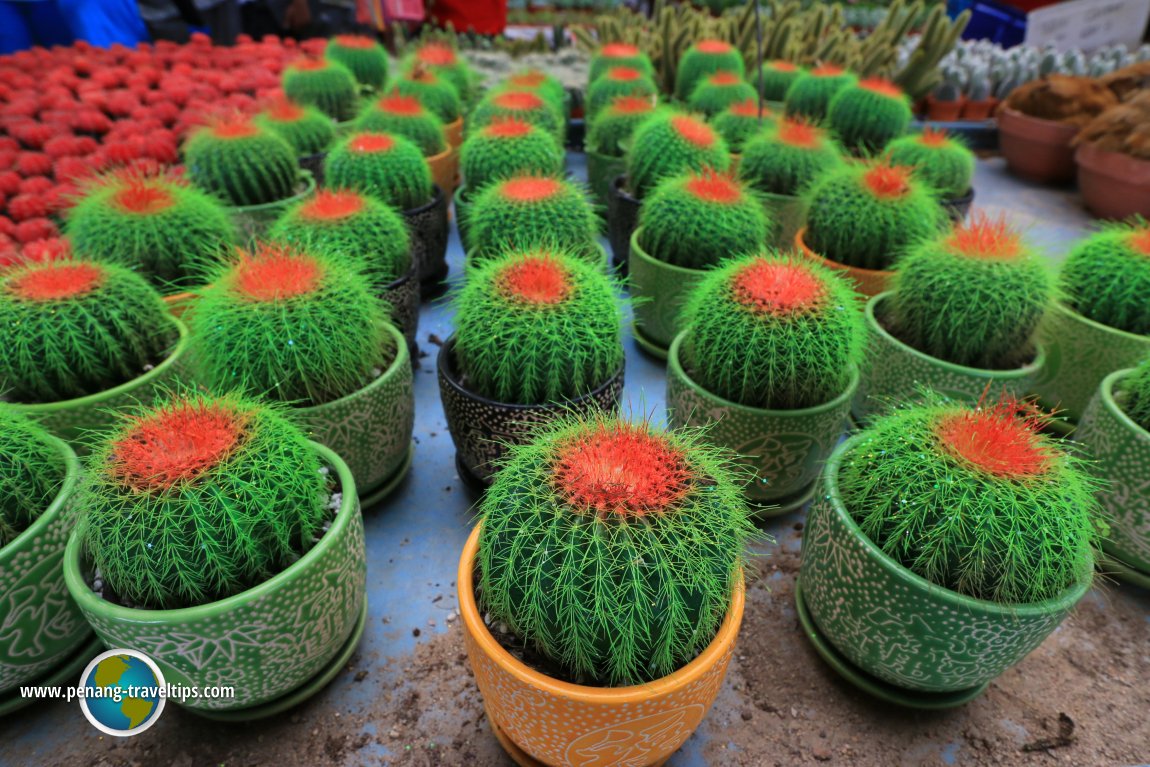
[78,649,167,736]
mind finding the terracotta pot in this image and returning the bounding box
[607,174,641,273]
[1075,142,1150,220]
[459,524,744,766]
[925,95,965,122]
[960,98,997,122]
[629,227,710,360]
[426,145,459,197]
[997,108,1078,185]
[444,116,464,149]
[794,227,892,298]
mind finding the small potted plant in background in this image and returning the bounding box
[674,39,746,100]
[884,128,976,222]
[469,90,565,146]
[438,246,624,487]
[799,395,1098,708]
[711,98,773,161]
[924,69,964,121]
[325,35,389,91]
[283,57,361,123]
[827,77,913,154]
[755,59,805,107]
[63,391,368,718]
[586,66,658,119]
[784,65,858,122]
[460,411,757,764]
[689,71,758,118]
[589,42,655,83]
[667,252,864,514]
[584,95,656,217]
[354,93,454,197]
[188,243,414,503]
[254,98,336,186]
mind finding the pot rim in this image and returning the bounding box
[0,433,79,564]
[297,322,409,417]
[820,434,1094,617]
[795,227,893,279]
[611,173,640,204]
[630,227,709,277]
[866,291,1047,379]
[997,107,1077,130]
[62,441,358,624]
[228,168,317,215]
[1052,300,1150,345]
[1074,141,1150,174]
[402,182,445,217]
[1096,368,1150,444]
[426,145,453,164]
[458,522,745,702]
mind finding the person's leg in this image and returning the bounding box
[0,2,34,55]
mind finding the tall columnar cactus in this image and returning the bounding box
[183,117,300,207]
[1121,356,1150,432]
[0,259,174,402]
[324,131,432,211]
[889,215,1052,369]
[469,90,565,143]
[755,60,805,102]
[393,70,462,123]
[585,95,657,157]
[688,71,758,118]
[638,171,770,270]
[740,117,844,196]
[406,42,474,102]
[268,188,411,289]
[190,243,390,406]
[254,98,336,157]
[466,176,599,263]
[586,66,658,119]
[459,118,564,193]
[1058,221,1150,335]
[626,111,731,198]
[884,128,975,199]
[65,169,236,291]
[355,93,447,156]
[712,99,772,153]
[80,391,328,609]
[827,77,913,153]
[325,34,389,89]
[784,65,859,122]
[501,69,567,115]
[478,411,756,685]
[589,42,655,82]
[283,58,360,121]
[674,39,746,101]
[839,396,1098,604]
[453,247,623,404]
[682,252,864,409]
[0,405,65,547]
[804,161,944,271]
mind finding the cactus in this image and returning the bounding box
[459,118,564,193]
[0,259,174,402]
[967,70,991,101]
[324,131,432,211]
[1059,221,1150,336]
[586,66,659,118]
[326,34,389,90]
[888,215,1052,369]
[739,117,845,196]
[586,95,657,157]
[254,98,336,157]
[453,246,623,404]
[637,170,771,270]
[79,391,329,609]
[784,65,859,122]
[393,70,462,123]
[283,58,360,122]
[501,69,568,115]
[469,90,565,143]
[803,161,944,271]
[0,405,65,547]
[466,175,599,263]
[406,42,474,102]
[755,60,805,102]
[884,128,974,199]
[839,395,1098,604]
[189,243,391,406]
[688,71,758,118]
[65,168,236,292]
[1120,356,1150,433]
[184,116,300,207]
[626,111,731,198]
[712,99,772,153]
[827,77,913,153]
[674,39,746,101]
[681,252,865,409]
[589,42,655,82]
[478,410,756,686]
[355,93,447,156]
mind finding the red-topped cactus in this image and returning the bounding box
[827,77,913,153]
[324,131,432,211]
[355,93,447,156]
[254,97,336,157]
[784,64,858,122]
[469,89,564,143]
[586,66,658,118]
[589,42,655,82]
[183,115,300,207]
[689,71,758,118]
[674,39,746,101]
[465,175,599,263]
[325,34,389,90]
[626,111,731,197]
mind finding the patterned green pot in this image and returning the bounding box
[6,317,189,450]
[227,169,317,244]
[296,323,414,507]
[761,192,806,251]
[62,442,368,717]
[854,292,1046,424]
[666,331,856,514]
[586,149,625,218]
[629,227,709,361]
[799,434,1093,698]
[1075,369,1150,577]
[1031,302,1150,431]
[380,267,420,354]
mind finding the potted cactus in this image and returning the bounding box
[437,247,624,487]
[855,215,1051,423]
[799,395,1098,707]
[393,69,462,129]
[254,98,336,186]
[404,42,474,133]
[712,98,772,157]
[499,69,568,118]
[583,95,655,238]
[63,391,368,717]
[355,93,454,197]
[188,244,414,503]
[667,252,864,513]
[784,65,858,122]
[755,60,805,106]
[827,77,913,154]
[283,58,360,122]
[589,42,655,83]
[924,68,964,121]
[0,259,186,445]
[798,161,945,297]
[631,170,771,358]
[460,411,756,764]
[674,39,746,101]
[469,90,565,145]
[586,66,658,119]
[884,128,976,222]
[688,71,758,118]
[325,35,389,90]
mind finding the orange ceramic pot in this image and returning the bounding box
[445,116,464,149]
[426,146,459,196]
[458,524,745,767]
[794,227,892,298]
[163,292,196,320]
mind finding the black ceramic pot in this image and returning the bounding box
[942,187,975,224]
[298,152,326,187]
[607,174,641,275]
[403,185,450,300]
[454,185,472,255]
[380,266,420,356]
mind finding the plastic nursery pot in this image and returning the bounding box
[436,337,624,489]
[1075,369,1150,578]
[794,227,892,299]
[458,524,745,767]
[607,174,641,273]
[380,266,421,354]
[298,152,326,187]
[426,145,459,198]
[1031,301,1150,429]
[454,185,472,253]
[798,434,1093,703]
[924,95,964,122]
[997,108,1079,185]
[402,185,450,300]
[297,323,414,507]
[62,442,368,719]
[853,292,1045,425]
[761,191,807,250]
[941,187,975,224]
[444,116,464,149]
[227,169,317,244]
[666,331,856,515]
[6,316,189,450]
[629,227,709,360]
[585,149,625,219]
[1075,142,1150,221]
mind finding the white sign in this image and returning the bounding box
[1024,0,1150,53]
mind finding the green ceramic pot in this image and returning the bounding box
[1075,369,1150,575]
[228,169,317,244]
[761,191,806,250]
[854,292,1046,424]
[667,331,855,514]
[1031,302,1150,429]
[586,149,625,218]
[6,317,189,449]
[629,227,709,360]
[62,442,367,716]
[799,434,1093,695]
[296,323,414,505]
[380,267,420,354]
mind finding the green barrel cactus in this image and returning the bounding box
[326,34,389,89]
[466,175,599,263]
[586,66,658,118]
[884,128,975,199]
[459,118,564,193]
[393,70,462,123]
[626,111,731,198]
[589,42,655,82]
[755,60,804,101]
[283,58,360,122]
[469,90,565,143]
[827,77,913,153]
[324,131,432,211]
[712,99,772,153]
[585,95,657,157]
[254,98,336,157]
[404,43,474,102]
[674,39,746,101]
[355,93,447,156]
[1059,221,1150,336]
[740,117,844,196]
[784,65,859,122]
[1121,356,1150,431]
[500,69,567,115]
[688,71,758,118]
[0,405,65,547]
[183,117,300,207]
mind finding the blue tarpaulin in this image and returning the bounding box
[0,0,148,55]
